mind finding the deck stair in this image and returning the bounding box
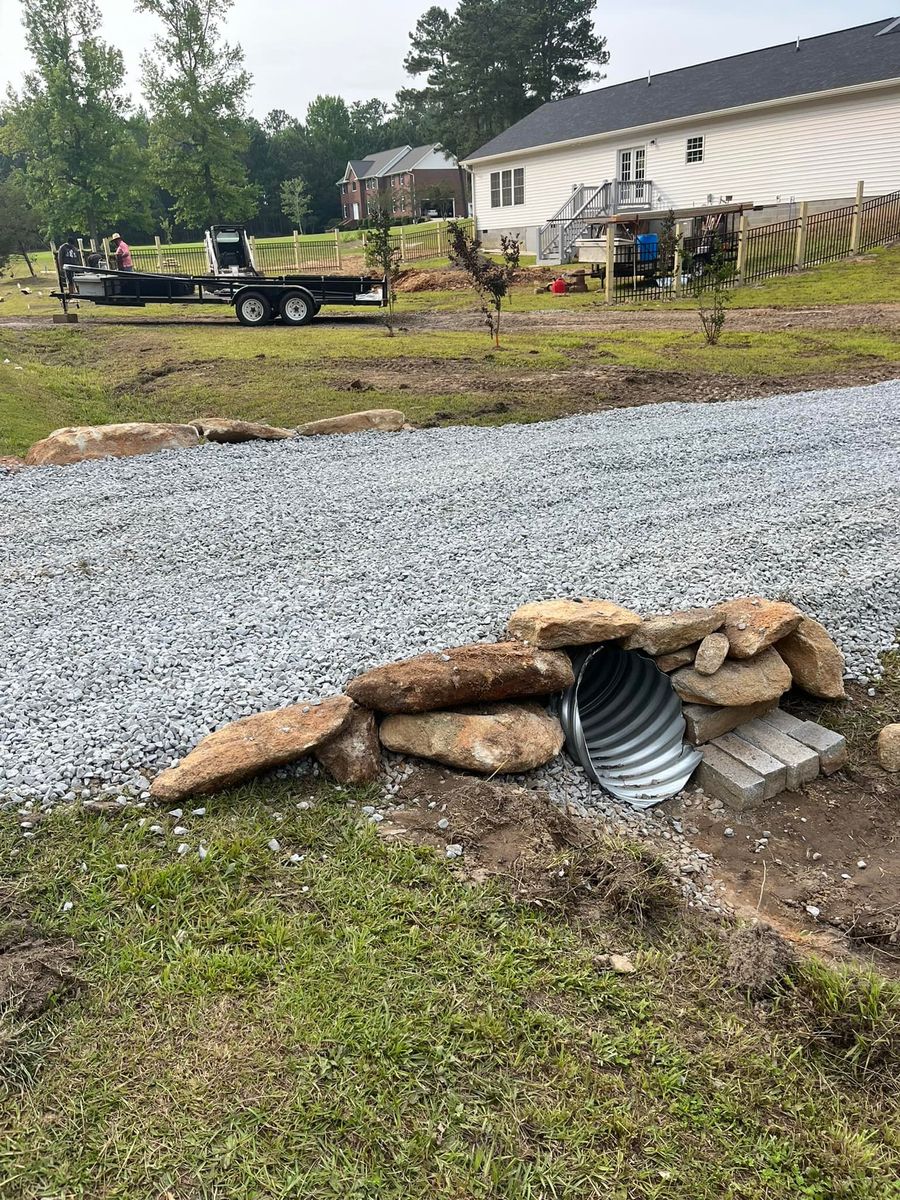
[537,182,612,264]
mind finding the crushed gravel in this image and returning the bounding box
[1,380,899,808]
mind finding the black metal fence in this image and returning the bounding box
[608,190,900,302]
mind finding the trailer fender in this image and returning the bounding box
[277,288,317,326]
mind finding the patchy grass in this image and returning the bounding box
[1,781,899,1199]
[812,640,900,762]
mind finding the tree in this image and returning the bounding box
[0,176,42,275]
[0,0,148,246]
[280,177,311,232]
[447,221,520,346]
[401,0,609,157]
[136,0,258,230]
[689,246,732,346]
[364,198,403,336]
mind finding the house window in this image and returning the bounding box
[490,168,525,208]
[686,135,704,163]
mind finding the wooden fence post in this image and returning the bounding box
[77,237,85,263]
[102,237,112,269]
[249,235,257,267]
[849,180,865,253]
[400,225,408,262]
[794,201,809,270]
[604,223,615,303]
[439,220,448,257]
[673,223,685,297]
[735,212,749,285]
[293,230,300,271]
[334,228,342,268]
[154,235,163,271]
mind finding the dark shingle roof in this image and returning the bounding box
[465,19,900,161]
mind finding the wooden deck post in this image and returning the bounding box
[849,180,865,253]
[604,223,615,303]
[794,201,809,270]
[735,212,749,286]
[673,223,685,297]
[154,235,163,271]
[293,230,300,271]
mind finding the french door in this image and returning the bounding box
[617,147,646,204]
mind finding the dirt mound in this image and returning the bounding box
[384,767,680,922]
[0,923,81,1021]
[393,265,556,293]
[726,923,798,999]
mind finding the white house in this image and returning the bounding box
[462,18,900,262]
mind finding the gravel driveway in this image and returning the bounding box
[2,381,899,806]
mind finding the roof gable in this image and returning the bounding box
[466,19,900,161]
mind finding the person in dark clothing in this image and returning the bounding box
[57,236,81,286]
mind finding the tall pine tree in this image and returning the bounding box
[136,0,258,230]
[401,0,608,157]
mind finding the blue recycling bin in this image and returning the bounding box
[636,233,659,262]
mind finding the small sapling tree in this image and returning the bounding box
[280,176,311,233]
[689,245,732,345]
[364,198,402,336]
[447,222,521,346]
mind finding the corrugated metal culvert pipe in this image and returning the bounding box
[558,645,702,809]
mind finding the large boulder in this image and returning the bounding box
[296,409,406,437]
[25,422,199,467]
[694,631,730,676]
[379,703,564,774]
[624,606,723,656]
[876,725,900,773]
[314,704,381,785]
[189,417,294,443]
[507,598,641,648]
[0,455,26,473]
[150,696,355,802]
[721,597,802,659]
[346,641,574,714]
[672,648,792,708]
[775,616,846,699]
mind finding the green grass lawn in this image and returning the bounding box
[2,781,898,1199]
[2,316,899,457]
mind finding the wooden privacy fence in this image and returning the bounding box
[608,185,900,303]
[363,218,474,263]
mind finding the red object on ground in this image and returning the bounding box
[550,277,568,294]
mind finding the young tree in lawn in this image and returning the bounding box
[447,221,520,347]
[0,0,148,247]
[0,176,42,275]
[136,0,258,230]
[364,198,402,337]
[689,246,732,346]
[280,177,311,233]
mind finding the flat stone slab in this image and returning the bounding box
[713,733,787,800]
[695,744,767,811]
[683,700,778,745]
[735,718,820,789]
[760,710,848,774]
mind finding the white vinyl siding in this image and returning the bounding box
[471,83,900,227]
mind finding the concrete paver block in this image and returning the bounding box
[735,718,820,789]
[683,699,778,745]
[761,710,848,774]
[713,733,787,799]
[695,744,767,811]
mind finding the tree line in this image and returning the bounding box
[0,0,607,253]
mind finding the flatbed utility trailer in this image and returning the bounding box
[53,224,387,327]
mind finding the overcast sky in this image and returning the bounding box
[0,0,893,121]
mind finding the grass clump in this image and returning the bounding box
[786,958,900,1077]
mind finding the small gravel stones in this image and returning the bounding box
[1,383,899,805]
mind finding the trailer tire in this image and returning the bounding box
[279,290,316,326]
[235,291,273,326]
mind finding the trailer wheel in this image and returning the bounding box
[279,290,315,326]
[235,291,273,326]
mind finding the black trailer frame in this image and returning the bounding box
[53,264,388,327]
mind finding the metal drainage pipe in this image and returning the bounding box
[558,645,702,809]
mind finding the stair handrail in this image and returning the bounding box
[539,181,612,262]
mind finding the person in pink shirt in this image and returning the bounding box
[110,233,133,272]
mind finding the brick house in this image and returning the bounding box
[337,145,466,224]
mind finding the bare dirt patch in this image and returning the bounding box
[0,922,80,1021]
